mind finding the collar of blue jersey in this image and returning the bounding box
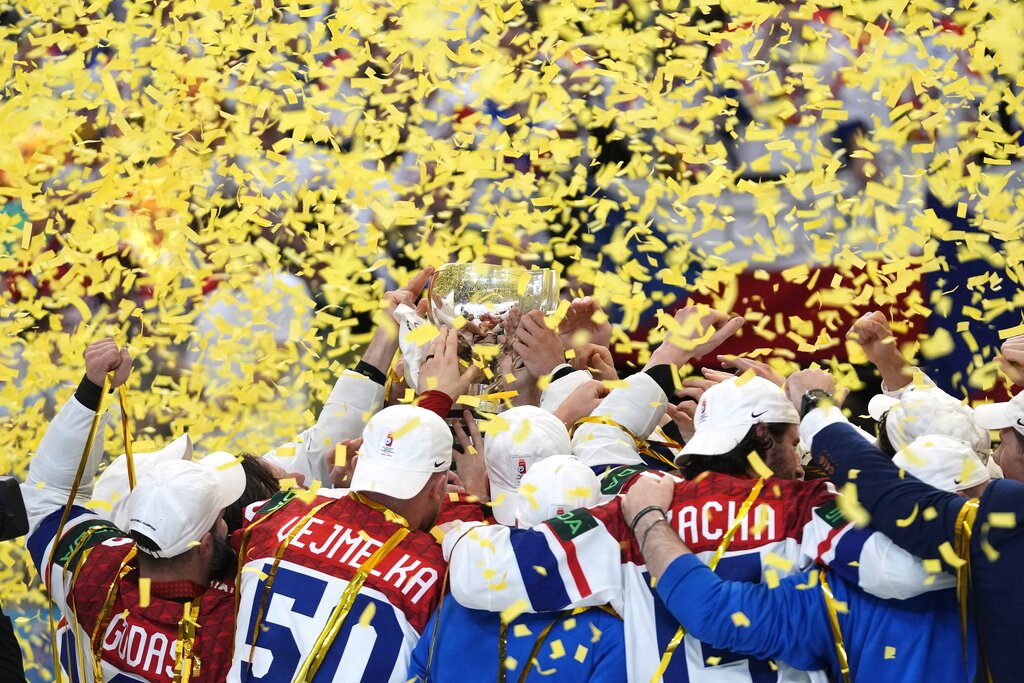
[350,491,411,529]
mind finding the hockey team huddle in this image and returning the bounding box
[22,266,1024,683]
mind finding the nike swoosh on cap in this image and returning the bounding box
[751,410,768,419]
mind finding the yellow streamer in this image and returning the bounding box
[651,478,765,682]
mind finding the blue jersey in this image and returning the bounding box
[811,420,1024,682]
[407,599,625,683]
[658,552,974,682]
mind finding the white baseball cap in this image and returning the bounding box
[93,433,193,530]
[681,376,800,457]
[515,454,601,528]
[350,405,453,500]
[894,435,991,493]
[483,406,572,526]
[973,392,1024,438]
[869,388,990,456]
[125,451,245,558]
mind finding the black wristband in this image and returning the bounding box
[551,365,576,382]
[354,360,388,386]
[630,505,666,537]
[643,364,677,401]
[74,375,104,411]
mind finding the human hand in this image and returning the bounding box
[513,310,565,378]
[453,410,489,500]
[571,343,618,381]
[620,474,675,534]
[84,338,132,389]
[328,438,362,488]
[558,297,613,348]
[998,336,1024,387]
[783,368,849,411]
[847,311,900,363]
[383,266,434,317]
[716,355,786,387]
[665,401,696,441]
[553,380,610,430]
[418,326,483,399]
[646,305,744,369]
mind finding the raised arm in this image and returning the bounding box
[266,268,434,484]
[22,339,129,531]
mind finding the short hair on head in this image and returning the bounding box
[876,411,897,458]
[223,453,280,534]
[679,422,791,480]
[129,530,162,555]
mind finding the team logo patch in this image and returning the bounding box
[257,490,297,515]
[380,432,396,457]
[547,508,598,542]
[600,465,647,495]
[815,499,846,530]
[55,521,122,569]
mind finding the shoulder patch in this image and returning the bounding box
[256,490,297,516]
[814,499,847,530]
[55,520,124,570]
[600,465,648,495]
[547,508,599,543]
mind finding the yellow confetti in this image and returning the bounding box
[138,578,151,608]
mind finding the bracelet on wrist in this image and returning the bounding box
[639,517,668,555]
[630,505,666,537]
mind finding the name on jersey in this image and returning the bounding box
[102,613,180,679]
[275,516,438,604]
[675,501,777,546]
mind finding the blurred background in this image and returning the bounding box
[1,0,1022,677]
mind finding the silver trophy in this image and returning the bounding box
[428,263,559,410]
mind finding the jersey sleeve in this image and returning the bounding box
[656,554,833,674]
[25,505,129,627]
[809,421,966,573]
[443,497,631,614]
[798,491,954,599]
[263,370,385,486]
[21,393,111,535]
[570,372,668,469]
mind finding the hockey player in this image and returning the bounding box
[443,369,951,683]
[802,383,1024,682]
[228,327,483,683]
[408,454,626,682]
[23,339,246,682]
[624,434,986,682]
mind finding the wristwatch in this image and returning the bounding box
[800,389,833,418]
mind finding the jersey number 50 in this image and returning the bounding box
[240,564,404,682]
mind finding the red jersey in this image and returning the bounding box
[27,506,236,683]
[228,489,482,683]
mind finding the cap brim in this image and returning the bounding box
[197,451,247,509]
[973,403,1015,430]
[867,395,900,421]
[680,426,747,457]
[489,485,519,526]
[349,458,434,500]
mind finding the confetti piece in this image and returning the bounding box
[138,578,150,608]
[501,600,528,624]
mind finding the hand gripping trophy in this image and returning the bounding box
[427,263,559,412]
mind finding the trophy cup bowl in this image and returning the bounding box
[428,263,559,409]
